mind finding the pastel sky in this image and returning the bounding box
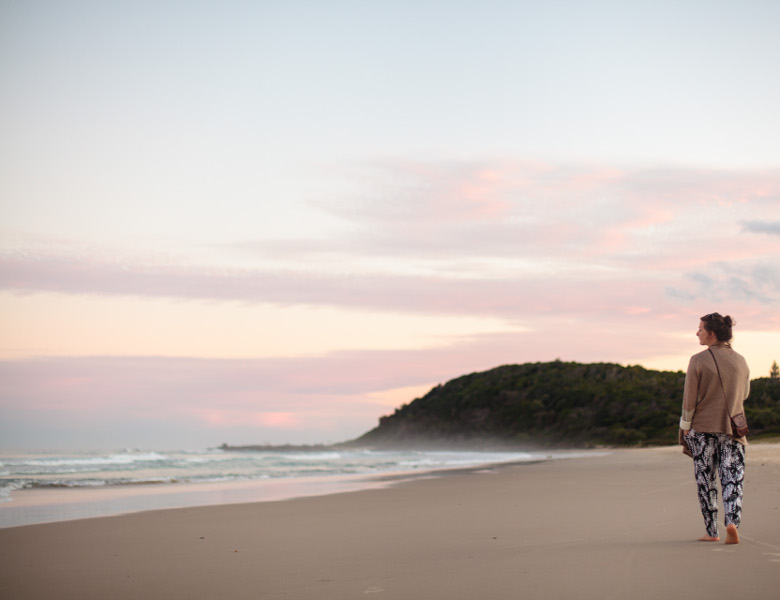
[1,1,779,450]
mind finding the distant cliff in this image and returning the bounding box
[353,361,780,448]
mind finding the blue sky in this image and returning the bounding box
[1,1,779,449]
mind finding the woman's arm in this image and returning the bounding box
[680,357,699,431]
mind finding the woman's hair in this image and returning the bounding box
[701,313,736,342]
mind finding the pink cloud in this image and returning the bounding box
[1,242,777,326]
[2,161,778,430]
[1,328,674,443]
[319,160,519,225]
[196,409,301,429]
[2,300,776,448]
[292,161,780,267]
[255,412,301,428]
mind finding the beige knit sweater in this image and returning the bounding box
[680,343,750,444]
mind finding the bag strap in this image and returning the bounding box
[708,348,733,418]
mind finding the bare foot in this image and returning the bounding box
[698,535,720,542]
[725,524,740,545]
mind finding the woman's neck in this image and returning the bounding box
[709,341,731,348]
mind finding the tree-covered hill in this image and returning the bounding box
[747,376,780,434]
[353,361,780,448]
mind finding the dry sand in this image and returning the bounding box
[1,445,779,600]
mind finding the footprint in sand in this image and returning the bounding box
[765,552,780,563]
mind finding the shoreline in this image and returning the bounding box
[4,442,779,531]
[1,445,779,599]
[0,450,606,529]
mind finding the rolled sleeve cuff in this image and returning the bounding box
[679,418,692,430]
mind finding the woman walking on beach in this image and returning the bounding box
[680,313,750,544]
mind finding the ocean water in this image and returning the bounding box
[0,447,603,527]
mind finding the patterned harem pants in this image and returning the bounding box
[686,430,745,538]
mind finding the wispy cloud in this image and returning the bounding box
[245,162,780,266]
[3,161,779,447]
[742,220,780,237]
[0,319,689,445]
[3,163,779,320]
[7,250,776,325]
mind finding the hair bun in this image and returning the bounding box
[702,312,736,342]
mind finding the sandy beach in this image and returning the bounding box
[2,445,779,600]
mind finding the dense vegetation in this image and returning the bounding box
[354,361,780,448]
[747,376,780,435]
